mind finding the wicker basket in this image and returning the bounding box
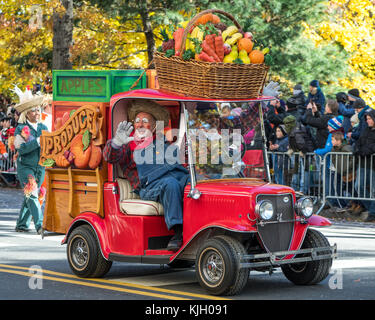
[154,9,269,99]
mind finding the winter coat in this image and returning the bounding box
[274,135,289,152]
[288,124,315,153]
[266,104,287,128]
[331,143,353,176]
[338,102,355,134]
[287,92,306,114]
[351,105,370,144]
[353,114,375,169]
[304,109,336,148]
[305,88,326,113]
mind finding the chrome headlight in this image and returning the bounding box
[296,197,314,218]
[255,200,274,221]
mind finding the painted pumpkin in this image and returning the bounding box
[70,134,92,169]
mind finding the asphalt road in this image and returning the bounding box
[0,187,374,306]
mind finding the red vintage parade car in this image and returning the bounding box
[49,88,336,296]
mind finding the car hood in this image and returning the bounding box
[191,178,294,197]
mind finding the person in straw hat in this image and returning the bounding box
[12,86,48,234]
[103,99,189,251]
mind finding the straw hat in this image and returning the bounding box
[12,86,44,114]
[128,99,170,126]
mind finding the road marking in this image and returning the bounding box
[332,259,375,269]
[0,264,230,300]
[0,209,20,213]
[0,267,190,300]
[110,270,197,287]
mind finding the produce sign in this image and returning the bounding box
[40,105,104,170]
[57,76,106,96]
[153,9,270,99]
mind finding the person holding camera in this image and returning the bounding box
[336,92,355,134]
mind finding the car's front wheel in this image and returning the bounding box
[281,228,332,285]
[196,235,249,296]
[67,225,112,278]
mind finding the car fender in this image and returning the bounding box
[171,222,257,262]
[61,212,111,259]
[308,214,332,227]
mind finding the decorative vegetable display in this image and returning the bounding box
[158,11,272,66]
[41,105,104,170]
[55,153,70,168]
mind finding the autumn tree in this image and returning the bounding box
[303,0,375,107]
[52,0,73,70]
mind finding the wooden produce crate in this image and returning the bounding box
[42,166,107,234]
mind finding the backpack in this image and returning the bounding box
[289,123,315,153]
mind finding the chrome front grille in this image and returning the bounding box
[256,194,295,252]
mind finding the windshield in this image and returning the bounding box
[184,101,268,181]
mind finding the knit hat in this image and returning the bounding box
[283,115,297,134]
[348,89,360,100]
[336,92,348,104]
[309,80,320,88]
[352,98,366,109]
[277,124,287,137]
[328,115,344,130]
[350,113,359,126]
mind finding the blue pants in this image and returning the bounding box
[139,170,190,230]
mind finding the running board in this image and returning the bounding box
[108,252,173,264]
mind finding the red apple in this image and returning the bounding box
[223,43,231,55]
[244,32,253,40]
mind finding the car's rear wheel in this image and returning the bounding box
[196,235,249,296]
[281,228,332,285]
[67,225,112,278]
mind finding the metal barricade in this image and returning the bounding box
[268,151,322,203]
[0,150,18,187]
[267,151,375,215]
[317,152,375,214]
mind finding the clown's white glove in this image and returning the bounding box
[263,81,280,98]
[112,121,134,147]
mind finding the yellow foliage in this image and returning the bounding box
[303,0,375,108]
[0,0,162,99]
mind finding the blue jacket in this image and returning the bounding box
[274,136,289,152]
[305,88,326,114]
[314,133,332,157]
[338,102,355,134]
[351,105,370,143]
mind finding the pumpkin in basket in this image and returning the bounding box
[238,38,253,53]
[249,50,265,64]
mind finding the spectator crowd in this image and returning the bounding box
[262,80,375,222]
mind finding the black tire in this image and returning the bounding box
[281,228,332,285]
[67,225,112,278]
[196,235,249,296]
